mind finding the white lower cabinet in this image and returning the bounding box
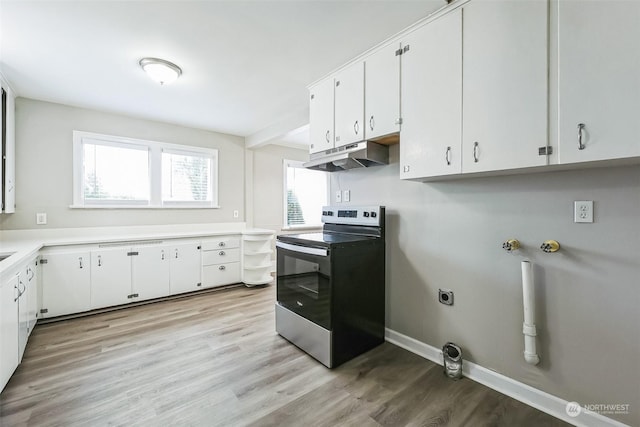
[91,247,132,309]
[26,259,38,336]
[169,241,202,295]
[242,233,274,286]
[41,249,91,318]
[0,274,19,391]
[201,236,241,289]
[132,245,171,300]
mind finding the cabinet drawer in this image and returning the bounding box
[201,236,240,250]
[202,248,240,266]
[202,262,241,288]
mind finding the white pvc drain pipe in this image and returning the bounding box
[521,260,540,365]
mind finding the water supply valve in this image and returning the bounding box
[502,239,521,252]
[540,240,560,253]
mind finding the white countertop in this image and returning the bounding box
[0,223,274,278]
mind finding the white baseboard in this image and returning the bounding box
[385,328,629,427]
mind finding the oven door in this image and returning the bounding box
[276,241,331,330]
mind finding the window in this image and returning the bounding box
[73,131,218,208]
[283,159,328,227]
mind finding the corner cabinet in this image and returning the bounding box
[1,255,39,392]
[557,0,640,163]
[242,232,274,286]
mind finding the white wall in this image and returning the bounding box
[331,145,640,426]
[250,143,311,235]
[1,98,246,230]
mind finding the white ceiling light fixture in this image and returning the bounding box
[139,57,182,85]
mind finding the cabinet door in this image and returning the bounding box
[3,86,16,213]
[132,246,171,301]
[309,78,335,154]
[169,243,202,295]
[334,62,365,148]
[26,260,38,335]
[558,1,640,163]
[202,262,241,288]
[41,251,91,317]
[91,248,132,309]
[462,0,548,173]
[365,43,401,140]
[1,275,19,390]
[400,9,462,179]
[17,272,28,361]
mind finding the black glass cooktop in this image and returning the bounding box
[277,232,378,248]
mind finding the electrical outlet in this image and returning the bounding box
[439,289,454,306]
[343,190,350,202]
[36,213,47,225]
[233,210,239,218]
[335,190,342,203]
[574,200,593,223]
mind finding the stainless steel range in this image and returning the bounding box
[275,205,385,368]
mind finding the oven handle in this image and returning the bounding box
[276,241,329,257]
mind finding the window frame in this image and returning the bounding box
[282,159,329,229]
[72,131,219,209]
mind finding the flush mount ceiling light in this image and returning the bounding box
[139,57,182,85]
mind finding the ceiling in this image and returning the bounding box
[0,0,445,146]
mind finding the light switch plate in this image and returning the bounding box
[36,213,47,225]
[335,190,342,203]
[343,190,350,202]
[574,201,593,223]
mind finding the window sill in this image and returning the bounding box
[69,205,221,210]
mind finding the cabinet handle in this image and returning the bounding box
[403,165,410,173]
[354,120,359,135]
[369,115,374,131]
[79,257,83,269]
[577,123,586,150]
[446,146,452,166]
[219,265,226,271]
[175,249,179,259]
[98,255,102,267]
[325,130,330,143]
[27,267,34,281]
[219,251,226,256]
[161,250,165,260]
[218,242,226,247]
[14,284,20,302]
[473,142,480,163]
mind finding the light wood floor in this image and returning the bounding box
[0,285,568,427]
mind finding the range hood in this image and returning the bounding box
[303,141,389,172]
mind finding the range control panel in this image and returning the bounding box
[321,206,384,226]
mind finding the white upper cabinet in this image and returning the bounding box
[557,0,640,163]
[0,83,16,213]
[400,9,462,179]
[334,62,365,148]
[365,43,401,141]
[462,0,548,173]
[309,78,335,154]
